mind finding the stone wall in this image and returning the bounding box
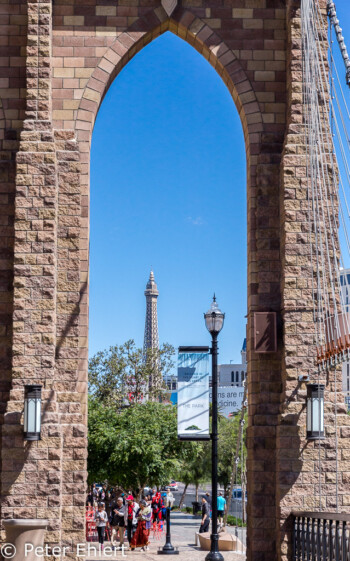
[277,2,350,559]
[0,0,27,538]
[0,0,348,560]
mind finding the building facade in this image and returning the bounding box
[219,338,247,387]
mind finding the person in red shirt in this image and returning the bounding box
[126,495,139,545]
[151,490,163,522]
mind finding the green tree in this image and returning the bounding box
[223,382,248,524]
[88,398,181,495]
[218,413,247,496]
[176,440,211,505]
[88,339,175,407]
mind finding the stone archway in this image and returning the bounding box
[1,1,348,560]
[52,12,282,558]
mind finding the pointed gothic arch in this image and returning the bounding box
[73,10,261,147]
[63,9,279,561]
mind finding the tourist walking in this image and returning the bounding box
[126,495,139,544]
[99,486,106,502]
[217,492,226,526]
[205,492,212,518]
[94,503,108,550]
[199,496,210,533]
[106,491,113,518]
[92,484,98,507]
[110,497,125,551]
[166,488,174,508]
[151,490,163,522]
[161,491,167,520]
[130,500,152,551]
[86,486,93,507]
[145,489,153,505]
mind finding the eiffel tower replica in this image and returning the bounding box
[143,271,159,389]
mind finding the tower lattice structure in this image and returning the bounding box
[143,270,159,357]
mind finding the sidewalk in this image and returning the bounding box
[86,513,246,560]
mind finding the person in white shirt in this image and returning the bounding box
[166,489,174,508]
[94,502,108,550]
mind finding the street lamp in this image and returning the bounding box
[24,385,42,441]
[306,384,325,440]
[204,295,225,561]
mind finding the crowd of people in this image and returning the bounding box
[87,484,228,551]
[86,484,175,551]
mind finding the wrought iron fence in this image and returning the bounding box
[293,511,350,561]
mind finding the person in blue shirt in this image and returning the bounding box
[217,493,226,526]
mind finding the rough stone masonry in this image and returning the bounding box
[0,0,349,559]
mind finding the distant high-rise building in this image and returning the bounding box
[143,270,159,356]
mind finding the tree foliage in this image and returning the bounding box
[88,397,182,493]
[88,339,175,407]
[176,441,211,486]
[87,338,247,503]
[174,440,212,503]
[218,412,247,493]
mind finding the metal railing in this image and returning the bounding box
[293,511,350,560]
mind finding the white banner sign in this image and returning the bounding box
[177,348,210,440]
[209,386,244,418]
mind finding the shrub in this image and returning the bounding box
[226,515,246,527]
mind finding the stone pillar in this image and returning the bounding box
[54,128,87,551]
[245,11,286,561]
[1,0,64,549]
[246,152,283,561]
[0,0,26,535]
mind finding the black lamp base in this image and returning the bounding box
[157,506,179,555]
[205,535,224,561]
[205,551,224,561]
[158,547,180,555]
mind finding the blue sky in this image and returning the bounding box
[89,0,350,366]
[330,0,350,270]
[90,31,246,365]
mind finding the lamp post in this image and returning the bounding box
[157,505,179,555]
[204,295,225,561]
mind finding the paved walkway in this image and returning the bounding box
[86,513,246,561]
